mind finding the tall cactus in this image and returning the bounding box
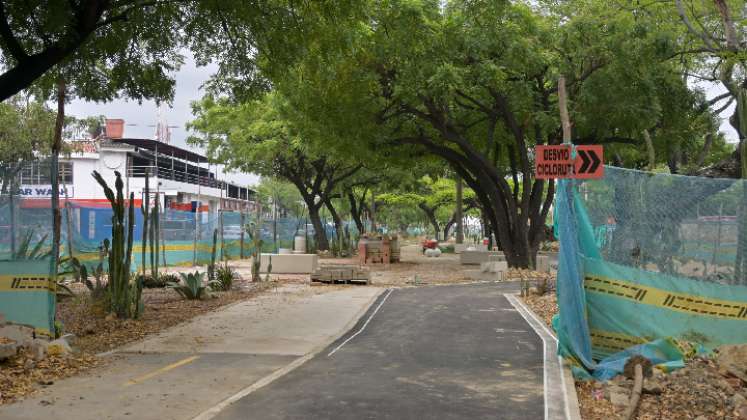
[149,200,160,282]
[92,170,142,318]
[208,228,218,281]
[245,213,264,282]
[141,171,149,276]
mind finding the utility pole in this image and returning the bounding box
[370,190,376,233]
[456,175,464,244]
[558,76,572,145]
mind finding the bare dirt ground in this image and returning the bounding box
[522,293,747,420]
[318,245,472,286]
[0,277,275,405]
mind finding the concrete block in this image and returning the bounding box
[0,341,18,360]
[0,323,35,347]
[454,243,488,253]
[536,255,550,273]
[480,261,508,273]
[255,253,318,274]
[30,338,47,361]
[460,250,505,265]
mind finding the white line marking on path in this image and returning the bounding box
[505,293,581,420]
[327,288,394,357]
[190,288,386,420]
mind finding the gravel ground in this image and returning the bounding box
[521,293,747,419]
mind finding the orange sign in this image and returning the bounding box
[535,145,603,179]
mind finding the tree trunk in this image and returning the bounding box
[51,77,65,281]
[142,172,149,275]
[443,213,456,242]
[455,175,464,244]
[347,191,366,234]
[418,203,440,241]
[307,204,329,251]
[324,198,344,241]
[734,90,747,282]
[642,129,655,171]
[370,190,377,233]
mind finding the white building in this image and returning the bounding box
[11,119,255,243]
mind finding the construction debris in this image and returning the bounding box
[522,293,747,419]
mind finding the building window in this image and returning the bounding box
[18,161,73,185]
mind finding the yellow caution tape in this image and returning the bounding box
[584,274,747,320]
[0,275,54,292]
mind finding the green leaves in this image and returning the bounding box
[168,271,210,300]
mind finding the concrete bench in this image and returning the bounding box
[460,250,505,265]
[254,253,319,274]
[454,243,488,254]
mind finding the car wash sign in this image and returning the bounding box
[535,145,603,179]
[16,185,72,197]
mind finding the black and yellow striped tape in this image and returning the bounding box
[0,275,55,292]
[584,274,747,320]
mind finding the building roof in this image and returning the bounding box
[111,138,206,163]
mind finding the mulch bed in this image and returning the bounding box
[0,281,274,405]
[59,283,273,354]
[0,350,99,405]
[521,293,747,420]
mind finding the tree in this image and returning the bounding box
[0,1,190,101]
[254,177,304,219]
[378,175,475,240]
[0,97,56,253]
[260,0,720,267]
[666,0,746,278]
[188,93,361,250]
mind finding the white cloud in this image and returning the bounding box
[67,52,259,186]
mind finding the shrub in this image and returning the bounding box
[438,244,455,254]
[209,264,236,291]
[139,273,179,288]
[167,271,209,300]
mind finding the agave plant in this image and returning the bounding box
[13,230,52,260]
[167,271,209,300]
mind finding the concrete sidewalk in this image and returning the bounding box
[0,284,383,420]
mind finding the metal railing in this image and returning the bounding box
[127,166,249,200]
[127,165,221,189]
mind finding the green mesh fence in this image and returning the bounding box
[555,166,747,380]
[0,159,57,337]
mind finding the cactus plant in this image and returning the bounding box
[92,170,142,319]
[77,240,108,301]
[149,202,160,282]
[245,215,264,282]
[264,255,272,282]
[208,228,218,282]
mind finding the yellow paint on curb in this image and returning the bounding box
[124,355,199,387]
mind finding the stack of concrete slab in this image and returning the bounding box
[459,250,505,265]
[311,265,370,285]
[255,253,318,274]
[389,237,401,262]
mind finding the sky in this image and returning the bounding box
[66,53,260,187]
[67,53,739,187]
